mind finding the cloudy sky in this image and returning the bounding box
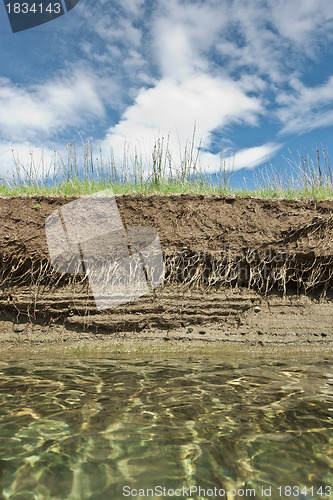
[0,0,333,181]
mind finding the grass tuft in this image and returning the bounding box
[0,137,332,200]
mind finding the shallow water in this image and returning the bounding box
[0,347,332,500]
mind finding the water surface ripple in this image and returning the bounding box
[0,350,332,499]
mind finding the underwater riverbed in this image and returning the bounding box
[0,344,332,500]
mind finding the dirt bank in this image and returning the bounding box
[0,194,332,345]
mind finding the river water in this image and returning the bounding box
[0,345,332,499]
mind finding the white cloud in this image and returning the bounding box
[101,74,263,173]
[119,0,145,16]
[214,0,333,84]
[192,142,280,173]
[277,76,333,134]
[154,24,194,81]
[215,0,288,83]
[0,71,105,142]
[79,3,143,48]
[152,0,228,80]
[231,142,281,169]
[268,0,333,47]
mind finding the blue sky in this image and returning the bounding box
[0,0,333,183]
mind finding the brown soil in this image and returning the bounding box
[0,194,332,346]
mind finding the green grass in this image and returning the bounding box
[0,137,332,200]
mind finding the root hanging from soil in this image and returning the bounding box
[1,246,332,321]
[164,248,333,296]
[0,195,332,325]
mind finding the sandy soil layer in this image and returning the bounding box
[0,194,332,345]
[0,286,332,346]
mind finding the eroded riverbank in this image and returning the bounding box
[0,194,332,345]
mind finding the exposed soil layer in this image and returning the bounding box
[0,285,332,346]
[0,194,332,345]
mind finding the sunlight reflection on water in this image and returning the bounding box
[0,347,332,499]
